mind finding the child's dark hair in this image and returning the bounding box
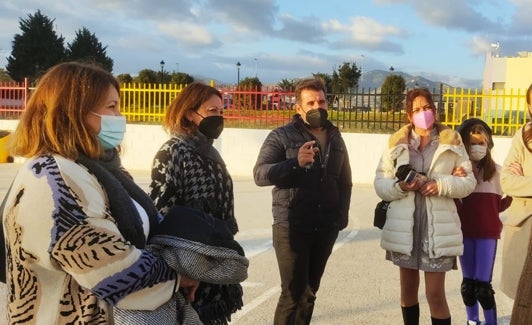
[457,118,496,181]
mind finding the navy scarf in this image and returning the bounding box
[76,149,160,248]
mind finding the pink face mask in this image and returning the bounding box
[412,110,435,130]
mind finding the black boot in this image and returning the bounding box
[401,304,419,325]
[431,316,451,325]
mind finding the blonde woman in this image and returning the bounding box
[500,83,532,323]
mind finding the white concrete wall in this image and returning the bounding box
[0,120,514,184]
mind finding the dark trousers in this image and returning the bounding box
[272,224,339,325]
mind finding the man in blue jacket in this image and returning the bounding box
[253,77,352,325]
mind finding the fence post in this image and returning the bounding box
[435,83,443,123]
[23,77,29,110]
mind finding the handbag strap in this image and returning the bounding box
[0,180,14,283]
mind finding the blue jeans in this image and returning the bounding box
[272,224,339,325]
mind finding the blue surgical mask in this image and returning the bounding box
[91,112,126,149]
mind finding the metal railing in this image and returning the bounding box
[1,81,529,136]
[440,87,528,135]
[0,78,29,119]
[120,82,184,123]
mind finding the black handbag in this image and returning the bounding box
[373,200,390,229]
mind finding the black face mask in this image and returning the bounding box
[197,115,224,139]
[305,108,328,128]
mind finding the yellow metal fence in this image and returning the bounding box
[1,81,530,136]
[440,87,528,136]
[117,84,530,135]
[120,82,185,123]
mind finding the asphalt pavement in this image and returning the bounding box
[0,163,516,324]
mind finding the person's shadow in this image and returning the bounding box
[498,315,510,324]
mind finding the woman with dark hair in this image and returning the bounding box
[374,88,476,324]
[455,118,512,325]
[149,81,242,325]
[500,82,532,323]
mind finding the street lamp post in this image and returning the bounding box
[359,54,364,85]
[236,61,241,86]
[254,58,258,77]
[159,60,165,83]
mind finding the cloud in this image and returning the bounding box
[157,21,220,49]
[376,0,509,34]
[376,0,531,68]
[323,17,406,53]
[0,0,525,88]
[207,0,278,34]
[274,14,327,43]
[409,0,506,33]
[508,0,532,34]
[90,0,197,21]
[468,36,496,55]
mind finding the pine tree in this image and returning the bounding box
[6,10,65,82]
[66,27,113,72]
[312,73,333,95]
[381,74,406,112]
[116,73,133,84]
[135,69,158,84]
[329,62,361,111]
[331,62,361,94]
[171,72,194,85]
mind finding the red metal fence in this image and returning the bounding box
[0,78,28,119]
[217,86,295,129]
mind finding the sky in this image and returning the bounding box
[0,0,530,88]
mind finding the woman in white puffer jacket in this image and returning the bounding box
[374,88,476,325]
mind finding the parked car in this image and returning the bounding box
[222,92,234,109]
[262,93,282,110]
[353,105,371,112]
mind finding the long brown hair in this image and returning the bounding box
[462,124,496,181]
[11,62,120,159]
[163,82,222,135]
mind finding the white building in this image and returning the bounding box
[483,46,532,92]
[481,46,532,125]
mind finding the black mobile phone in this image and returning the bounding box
[404,170,417,184]
[305,144,314,169]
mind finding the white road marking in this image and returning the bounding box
[242,239,272,259]
[231,286,280,323]
[231,229,359,323]
[241,281,263,288]
[333,228,359,252]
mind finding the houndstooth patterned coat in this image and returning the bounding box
[148,132,243,325]
[149,132,238,234]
